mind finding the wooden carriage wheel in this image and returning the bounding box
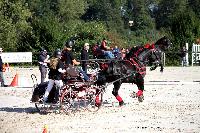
[85,85,104,112]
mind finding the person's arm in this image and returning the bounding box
[81,50,85,60]
[102,41,110,50]
[70,52,80,65]
[58,60,66,73]
[102,41,106,49]
[38,55,46,65]
[44,55,50,63]
[61,51,65,62]
[72,59,80,65]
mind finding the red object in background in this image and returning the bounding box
[9,73,18,87]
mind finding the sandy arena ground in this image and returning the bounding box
[0,67,200,133]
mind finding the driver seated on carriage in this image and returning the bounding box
[61,40,90,82]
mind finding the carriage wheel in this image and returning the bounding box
[86,88,103,112]
[60,88,76,115]
[60,96,72,114]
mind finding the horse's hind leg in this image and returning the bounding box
[112,81,124,106]
[135,74,144,102]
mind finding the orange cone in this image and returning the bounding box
[9,73,18,87]
[5,63,10,72]
[42,125,48,133]
[2,63,6,72]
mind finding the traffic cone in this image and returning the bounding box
[2,63,6,72]
[9,73,18,87]
[42,124,48,133]
[3,63,10,72]
[6,63,10,72]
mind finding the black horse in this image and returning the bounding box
[94,36,171,106]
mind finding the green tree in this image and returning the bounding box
[59,0,87,22]
[82,0,129,47]
[188,0,200,19]
[122,0,159,45]
[0,0,32,51]
[154,0,200,65]
[155,0,188,29]
[70,21,107,52]
[27,0,88,52]
[127,0,154,31]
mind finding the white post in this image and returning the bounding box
[186,43,189,66]
[192,43,194,66]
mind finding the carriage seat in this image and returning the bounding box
[62,66,83,83]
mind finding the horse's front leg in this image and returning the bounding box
[112,81,124,106]
[150,61,163,72]
[150,65,157,71]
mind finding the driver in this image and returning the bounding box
[61,40,90,81]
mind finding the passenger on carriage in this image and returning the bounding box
[61,40,90,81]
[100,38,115,59]
[81,43,89,74]
[112,45,120,58]
[43,49,66,104]
[121,48,126,59]
[92,42,101,58]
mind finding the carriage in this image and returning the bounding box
[31,36,171,114]
[30,62,104,114]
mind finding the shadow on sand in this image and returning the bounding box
[0,106,38,114]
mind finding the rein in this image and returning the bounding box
[103,70,136,88]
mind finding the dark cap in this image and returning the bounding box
[65,40,74,48]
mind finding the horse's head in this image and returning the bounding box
[148,36,172,72]
[154,36,172,52]
[126,36,172,72]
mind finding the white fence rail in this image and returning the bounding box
[1,52,32,63]
[192,43,200,66]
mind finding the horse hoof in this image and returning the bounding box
[119,101,124,106]
[138,95,144,102]
[95,103,102,107]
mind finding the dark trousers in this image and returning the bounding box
[78,68,90,81]
[39,66,47,83]
[0,72,5,87]
[82,63,87,74]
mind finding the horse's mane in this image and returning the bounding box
[125,46,143,59]
[154,36,167,46]
[126,36,171,60]
[154,36,171,50]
